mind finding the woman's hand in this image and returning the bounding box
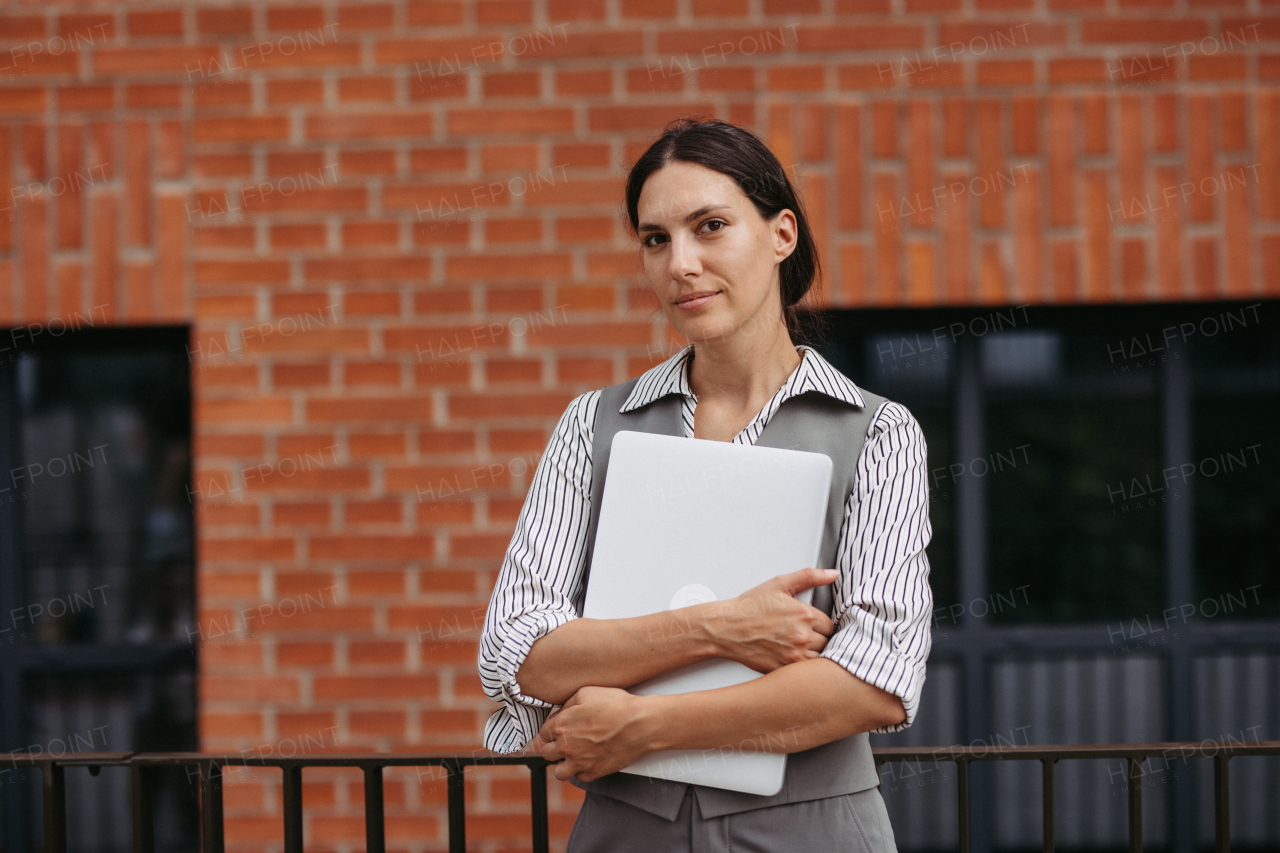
[537,686,658,782]
[702,567,837,673]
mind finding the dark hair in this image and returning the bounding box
[624,117,825,345]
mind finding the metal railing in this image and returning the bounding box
[8,741,1280,853]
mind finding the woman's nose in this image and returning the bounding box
[666,232,701,279]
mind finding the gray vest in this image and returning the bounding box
[569,377,890,820]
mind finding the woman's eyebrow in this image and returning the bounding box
[637,204,731,233]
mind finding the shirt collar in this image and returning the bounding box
[619,344,865,413]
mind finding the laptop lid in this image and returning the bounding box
[582,431,833,795]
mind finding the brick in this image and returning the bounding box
[1081,19,1210,43]
[798,25,926,51]
[339,75,396,101]
[1188,96,1214,221]
[0,15,45,39]
[1261,92,1280,220]
[200,676,298,703]
[549,0,606,19]
[268,79,324,105]
[56,124,83,249]
[943,98,968,157]
[197,7,253,34]
[978,60,1036,86]
[940,172,971,301]
[1189,55,1247,80]
[272,223,327,249]
[1083,170,1112,298]
[194,116,291,143]
[344,221,400,247]
[340,149,396,175]
[125,121,149,246]
[275,502,331,526]
[128,10,184,37]
[1192,239,1216,297]
[939,22,1065,47]
[338,3,395,28]
[1012,97,1038,155]
[275,363,330,387]
[0,89,46,115]
[58,86,115,111]
[195,83,252,108]
[907,101,934,230]
[1048,58,1108,84]
[266,4,323,31]
[1046,97,1075,227]
[198,398,294,423]
[196,261,291,284]
[409,146,468,173]
[449,108,574,134]
[557,69,613,95]
[872,101,898,158]
[448,392,573,418]
[95,47,223,74]
[589,104,715,131]
[307,396,435,422]
[1222,92,1247,150]
[307,257,430,281]
[445,253,571,281]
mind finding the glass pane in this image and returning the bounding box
[1189,316,1280,619]
[25,673,199,853]
[16,346,195,645]
[985,328,1164,622]
[815,334,957,613]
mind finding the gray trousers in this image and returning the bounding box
[566,786,898,853]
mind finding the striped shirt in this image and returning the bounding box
[479,344,933,754]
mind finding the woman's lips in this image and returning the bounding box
[675,291,718,311]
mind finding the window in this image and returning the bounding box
[0,326,198,851]
[817,299,1280,850]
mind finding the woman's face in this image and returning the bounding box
[636,161,797,346]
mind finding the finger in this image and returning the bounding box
[779,567,838,595]
[553,760,576,781]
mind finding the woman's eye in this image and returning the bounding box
[700,219,725,234]
[643,233,667,248]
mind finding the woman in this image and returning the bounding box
[479,118,932,851]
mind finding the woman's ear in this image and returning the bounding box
[773,209,798,262]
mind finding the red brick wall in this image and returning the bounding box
[2,0,1278,848]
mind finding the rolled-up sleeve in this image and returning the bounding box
[479,391,599,753]
[820,401,933,733]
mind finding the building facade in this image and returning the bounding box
[1,0,1278,849]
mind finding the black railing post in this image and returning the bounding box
[199,762,225,853]
[957,758,970,853]
[447,760,466,853]
[131,763,155,853]
[1127,756,1143,853]
[530,760,549,853]
[282,764,304,853]
[364,765,386,853]
[1041,758,1054,853]
[1213,754,1230,853]
[41,761,67,853]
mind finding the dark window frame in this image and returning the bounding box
[0,325,198,851]
[816,299,1280,852]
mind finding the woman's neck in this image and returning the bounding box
[687,321,802,410]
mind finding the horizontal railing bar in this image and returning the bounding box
[872,741,1280,762]
[7,743,1278,768]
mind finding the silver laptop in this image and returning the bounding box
[582,430,833,795]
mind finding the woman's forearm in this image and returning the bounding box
[516,606,722,705]
[640,658,906,755]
